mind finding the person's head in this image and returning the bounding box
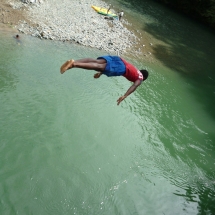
[140,69,149,81]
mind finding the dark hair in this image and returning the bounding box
[140,69,149,81]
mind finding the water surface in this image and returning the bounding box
[0,1,215,214]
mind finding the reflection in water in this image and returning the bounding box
[0,35,20,93]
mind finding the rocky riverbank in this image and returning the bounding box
[4,0,142,56]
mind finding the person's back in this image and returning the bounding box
[107,4,111,14]
[118,11,124,21]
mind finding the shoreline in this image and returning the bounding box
[0,0,145,58]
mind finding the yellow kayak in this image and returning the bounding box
[91,5,118,17]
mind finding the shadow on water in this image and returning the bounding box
[144,18,215,120]
[116,0,215,122]
[115,0,215,213]
[173,184,215,214]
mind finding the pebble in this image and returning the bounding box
[11,0,141,55]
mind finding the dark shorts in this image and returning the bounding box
[97,56,126,77]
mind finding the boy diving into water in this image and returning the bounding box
[60,56,149,105]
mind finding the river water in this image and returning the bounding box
[0,0,215,214]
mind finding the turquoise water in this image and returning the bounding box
[1,1,215,214]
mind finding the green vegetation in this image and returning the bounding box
[154,0,215,29]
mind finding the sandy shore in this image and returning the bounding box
[1,0,144,57]
[0,0,23,32]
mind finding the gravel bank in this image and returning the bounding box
[9,0,142,56]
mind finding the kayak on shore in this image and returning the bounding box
[91,5,118,18]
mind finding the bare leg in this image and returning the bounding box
[75,58,104,64]
[73,59,106,70]
[60,58,106,74]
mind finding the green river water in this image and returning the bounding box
[0,0,215,214]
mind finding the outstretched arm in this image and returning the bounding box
[117,79,142,105]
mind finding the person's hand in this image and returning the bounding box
[94,72,101,79]
[117,95,126,105]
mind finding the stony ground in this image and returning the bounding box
[0,0,149,58]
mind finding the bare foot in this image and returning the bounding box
[60,59,74,74]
